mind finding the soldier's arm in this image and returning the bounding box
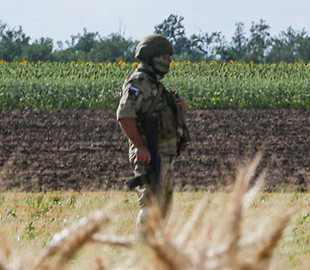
[119,118,151,164]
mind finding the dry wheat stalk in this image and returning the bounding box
[33,210,113,270]
[136,153,294,270]
[91,234,135,248]
[140,203,193,270]
[95,258,106,270]
[0,235,21,270]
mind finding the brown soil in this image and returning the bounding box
[0,109,309,192]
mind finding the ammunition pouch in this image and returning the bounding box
[158,105,177,139]
[137,88,190,155]
[159,90,191,154]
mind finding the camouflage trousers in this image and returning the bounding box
[133,154,174,220]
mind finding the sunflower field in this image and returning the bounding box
[0,60,310,110]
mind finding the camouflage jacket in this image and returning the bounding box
[116,62,179,162]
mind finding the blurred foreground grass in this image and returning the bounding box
[0,191,309,269]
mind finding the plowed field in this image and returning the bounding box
[0,109,309,191]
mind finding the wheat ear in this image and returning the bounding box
[141,204,192,270]
[250,210,293,269]
[91,234,135,248]
[0,235,21,270]
[226,153,262,257]
[33,210,112,269]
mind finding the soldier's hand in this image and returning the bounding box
[172,91,188,112]
[176,96,188,113]
[135,147,151,164]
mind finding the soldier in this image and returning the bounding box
[116,34,190,229]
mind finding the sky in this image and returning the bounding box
[1,0,310,44]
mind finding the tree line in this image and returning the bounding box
[1,14,310,63]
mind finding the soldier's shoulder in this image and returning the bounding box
[122,69,153,98]
[127,70,148,85]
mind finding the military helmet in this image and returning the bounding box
[135,34,173,60]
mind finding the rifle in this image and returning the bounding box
[125,115,161,193]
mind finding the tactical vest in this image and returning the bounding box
[138,86,190,154]
[158,89,190,152]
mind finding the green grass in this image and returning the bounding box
[0,191,309,269]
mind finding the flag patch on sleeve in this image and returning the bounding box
[129,86,140,96]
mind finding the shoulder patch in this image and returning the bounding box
[124,70,153,100]
[129,86,140,96]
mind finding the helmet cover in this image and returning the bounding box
[135,34,173,60]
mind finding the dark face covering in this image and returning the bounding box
[151,54,171,76]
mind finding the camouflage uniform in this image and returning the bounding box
[116,62,177,218]
[116,35,189,225]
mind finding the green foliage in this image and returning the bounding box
[190,31,226,60]
[2,16,310,63]
[267,27,310,63]
[53,31,136,63]
[246,19,271,63]
[0,21,30,61]
[1,61,310,110]
[89,33,136,62]
[21,38,54,62]
[154,14,189,56]
[23,221,37,239]
[222,22,248,62]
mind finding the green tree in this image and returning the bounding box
[89,33,136,62]
[297,34,310,62]
[245,19,271,63]
[220,22,248,62]
[74,29,98,54]
[0,21,30,61]
[53,29,135,62]
[190,31,226,60]
[21,38,54,61]
[154,14,190,55]
[3,17,310,63]
[267,27,300,63]
[53,29,99,62]
[266,27,310,63]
